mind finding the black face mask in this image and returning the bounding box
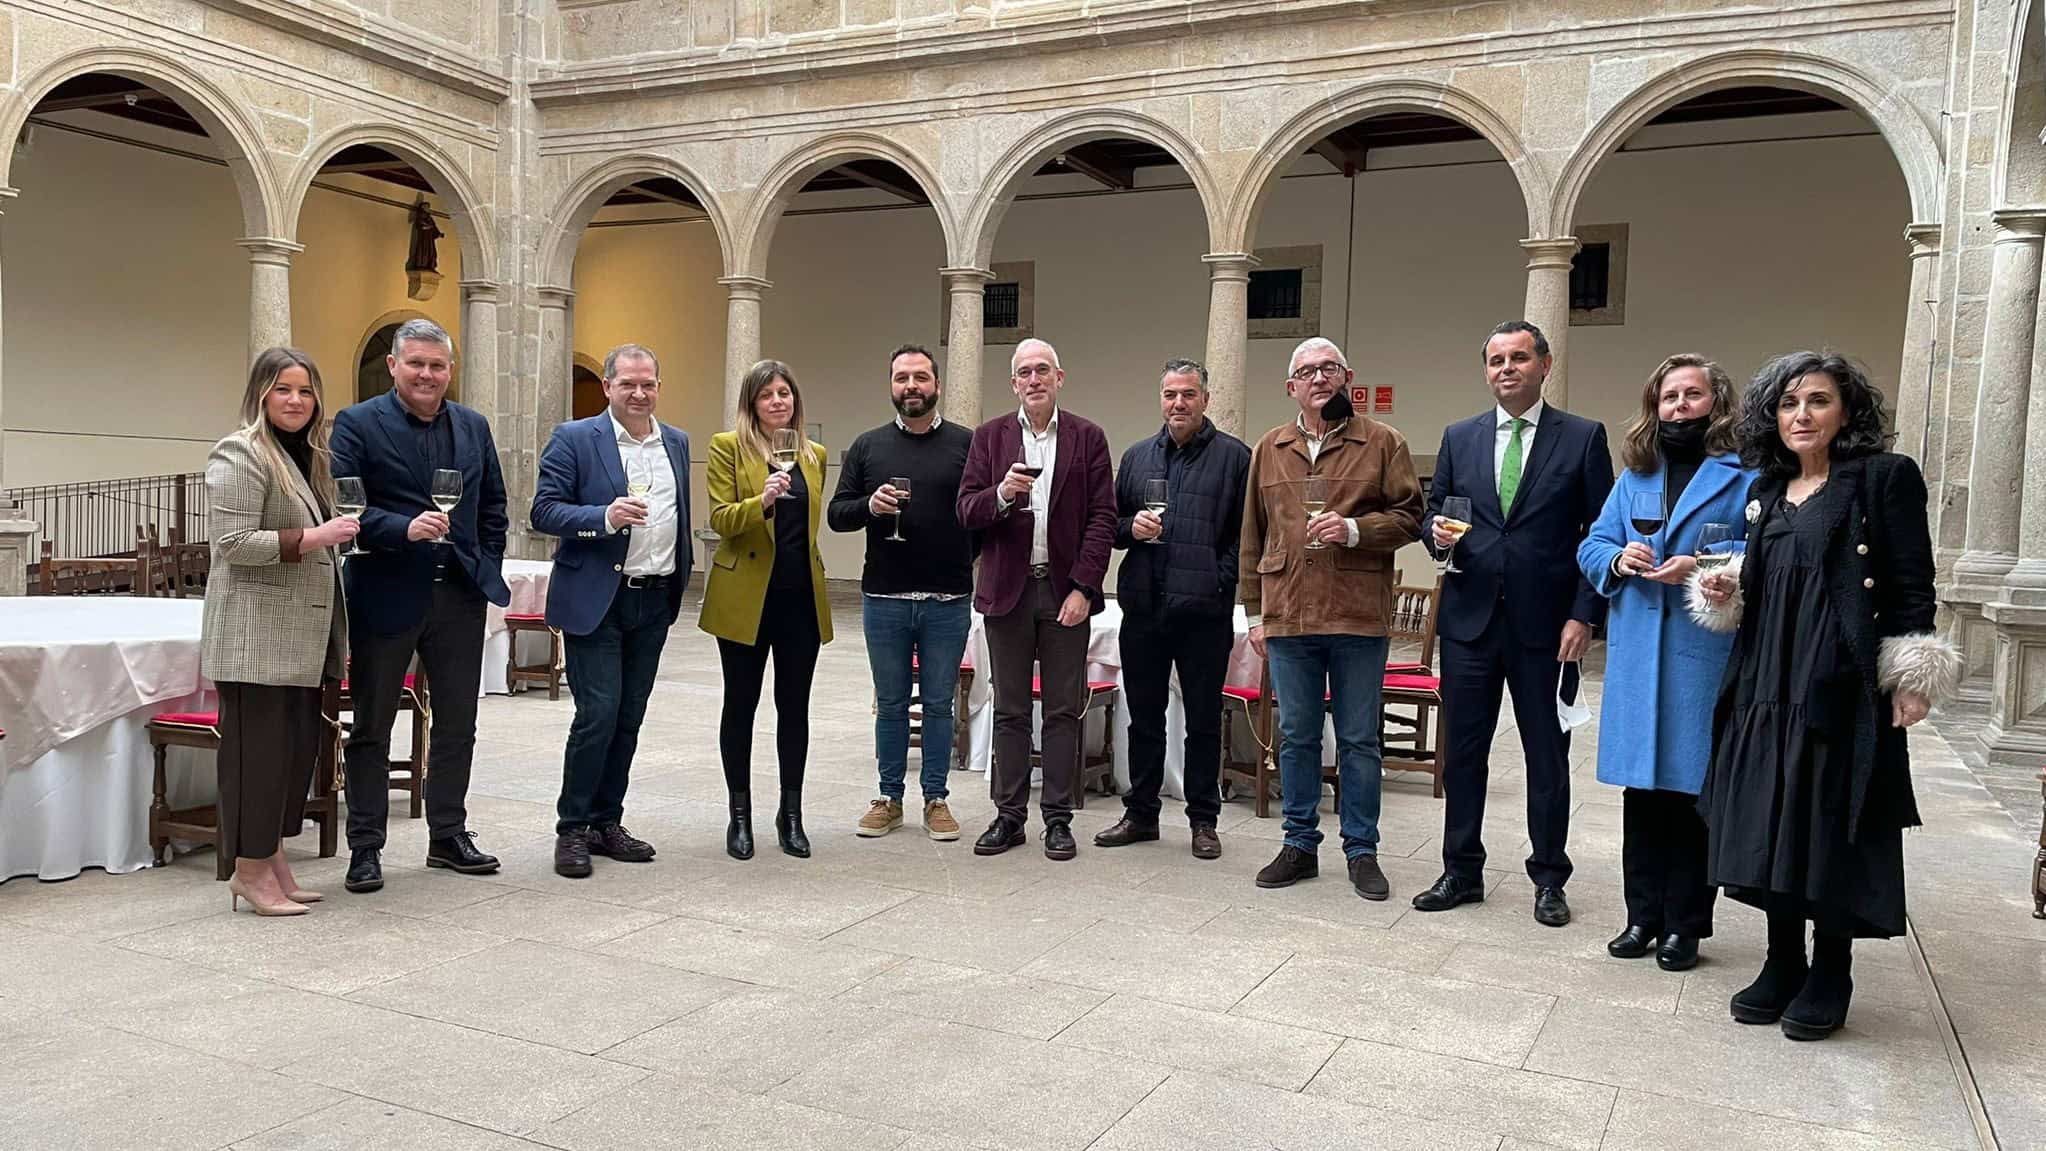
[1658,415,1711,456]
[1318,386,1355,423]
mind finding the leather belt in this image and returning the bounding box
[623,574,671,589]
[1028,564,1052,580]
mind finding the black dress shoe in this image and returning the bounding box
[775,796,811,859]
[1190,825,1221,860]
[427,831,500,874]
[1533,886,1570,927]
[1043,822,1077,861]
[1730,956,1809,1025]
[589,823,655,863]
[1347,854,1390,901]
[1093,817,1159,848]
[1657,936,1700,971]
[1410,873,1483,912]
[727,791,754,861]
[1607,925,1659,959]
[1780,939,1853,1040]
[344,847,383,893]
[974,817,1026,856]
[555,828,593,879]
[1255,845,1318,888]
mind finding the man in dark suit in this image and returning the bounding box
[530,343,692,879]
[330,317,511,893]
[1412,320,1614,926]
[957,338,1117,861]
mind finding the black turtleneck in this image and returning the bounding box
[275,424,314,483]
[1659,417,1709,515]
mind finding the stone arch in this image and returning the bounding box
[0,45,281,237]
[731,131,956,278]
[285,122,497,283]
[1223,79,1548,251]
[539,152,735,288]
[1550,49,1943,237]
[960,109,1226,269]
[1996,0,2046,207]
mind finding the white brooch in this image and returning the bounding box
[1745,499,1761,525]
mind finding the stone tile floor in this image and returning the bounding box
[3,595,2043,1150]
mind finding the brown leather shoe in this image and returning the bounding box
[1093,817,1160,848]
[1190,825,1221,860]
[589,823,656,863]
[554,828,593,879]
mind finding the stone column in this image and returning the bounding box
[0,186,36,595]
[1981,233,2046,764]
[1202,252,1257,439]
[460,280,508,549]
[1520,238,1579,407]
[238,237,303,360]
[533,285,575,559]
[1948,208,2046,697]
[940,266,994,428]
[1893,223,1943,465]
[718,275,770,430]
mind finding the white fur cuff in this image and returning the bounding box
[1878,632,1963,708]
[1685,553,1744,633]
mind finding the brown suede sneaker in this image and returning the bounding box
[857,799,904,837]
[923,799,961,841]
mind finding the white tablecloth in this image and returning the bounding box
[960,603,1333,802]
[482,559,554,696]
[0,599,215,880]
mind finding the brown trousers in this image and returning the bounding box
[984,576,1092,826]
[216,681,321,861]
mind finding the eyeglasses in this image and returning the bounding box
[1290,362,1348,382]
[1014,364,1057,380]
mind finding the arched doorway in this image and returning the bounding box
[572,354,605,420]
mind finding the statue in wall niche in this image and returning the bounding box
[406,198,443,302]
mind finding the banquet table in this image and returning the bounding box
[960,603,1338,802]
[0,598,215,881]
[483,558,555,696]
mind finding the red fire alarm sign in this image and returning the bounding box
[1350,386,1368,406]
[1374,385,1395,414]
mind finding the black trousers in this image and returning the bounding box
[1118,607,1231,828]
[557,582,672,834]
[1622,787,1716,937]
[985,576,1092,826]
[217,681,321,861]
[716,583,821,795]
[344,580,487,849]
[1439,615,1575,888]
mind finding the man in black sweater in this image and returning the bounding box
[828,344,977,841]
[1096,358,1251,859]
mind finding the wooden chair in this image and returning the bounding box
[333,666,431,819]
[908,656,974,774]
[1030,674,1118,808]
[147,703,341,879]
[161,526,209,597]
[504,613,564,699]
[1219,657,1342,818]
[37,540,142,596]
[1381,582,1447,798]
[135,526,179,598]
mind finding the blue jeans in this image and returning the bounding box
[863,595,972,802]
[558,584,671,834]
[1264,634,1388,859]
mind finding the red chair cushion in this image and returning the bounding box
[504,612,546,623]
[1383,672,1441,693]
[1030,677,1118,695]
[151,711,218,727]
[1386,661,1427,674]
[1221,684,1263,702]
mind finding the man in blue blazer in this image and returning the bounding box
[530,344,693,879]
[1411,320,1614,926]
[330,318,511,893]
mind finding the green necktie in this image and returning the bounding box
[1499,417,1528,516]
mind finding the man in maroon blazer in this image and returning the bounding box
[957,338,1118,861]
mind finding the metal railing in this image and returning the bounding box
[1,472,205,560]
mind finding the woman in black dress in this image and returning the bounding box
[1689,352,1959,1041]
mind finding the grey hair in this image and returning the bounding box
[390,317,453,356]
[604,343,660,380]
[1289,337,1348,372]
[1011,338,1061,374]
[1161,358,1209,393]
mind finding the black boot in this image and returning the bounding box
[1730,911,1808,1025]
[1781,933,1854,1041]
[726,791,754,860]
[775,791,811,858]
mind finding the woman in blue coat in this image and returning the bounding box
[1577,354,1754,972]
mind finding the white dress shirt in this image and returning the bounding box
[1494,398,1545,480]
[1001,406,1059,567]
[607,411,680,577]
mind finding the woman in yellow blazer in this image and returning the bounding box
[702,359,833,861]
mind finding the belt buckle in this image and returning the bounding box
[1029,564,1051,579]
[625,574,648,589]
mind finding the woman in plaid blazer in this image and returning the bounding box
[199,348,358,916]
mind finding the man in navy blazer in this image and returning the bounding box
[1411,320,1614,927]
[530,343,693,878]
[329,318,511,894]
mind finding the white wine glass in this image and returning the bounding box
[887,476,911,542]
[334,476,367,558]
[625,458,652,501]
[1695,521,1738,573]
[430,468,462,547]
[770,427,801,474]
[1142,478,1168,544]
[1303,475,1330,551]
[1438,495,1473,574]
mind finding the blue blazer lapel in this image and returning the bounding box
[1667,454,1743,537]
[375,390,432,493]
[1506,410,1564,526]
[1472,412,1503,525]
[592,418,628,500]
[662,426,689,522]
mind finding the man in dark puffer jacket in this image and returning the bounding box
[1095,358,1252,859]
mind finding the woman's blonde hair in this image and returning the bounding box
[735,359,817,467]
[236,346,336,508]
[1620,353,1740,474]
